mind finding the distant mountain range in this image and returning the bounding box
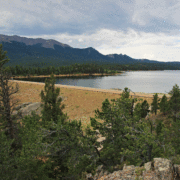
[0,34,180,68]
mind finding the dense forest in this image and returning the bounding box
[2,63,112,77]
[1,44,180,179]
[2,61,180,78]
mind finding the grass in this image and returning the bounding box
[4,79,171,133]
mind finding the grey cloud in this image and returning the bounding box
[0,0,133,35]
[131,0,180,33]
[0,0,180,36]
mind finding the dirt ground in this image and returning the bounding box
[5,78,171,130]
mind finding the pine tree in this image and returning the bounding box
[0,44,21,154]
[151,93,160,115]
[38,73,100,179]
[40,73,68,126]
[90,88,175,168]
[141,100,150,118]
[168,84,180,122]
[156,120,164,137]
[159,94,169,115]
[121,87,130,99]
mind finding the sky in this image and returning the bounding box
[0,0,180,62]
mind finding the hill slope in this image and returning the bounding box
[0,34,180,68]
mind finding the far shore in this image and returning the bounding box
[10,72,123,79]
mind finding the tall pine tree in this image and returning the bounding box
[168,84,180,122]
[151,93,160,115]
[141,100,150,118]
[40,73,68,126]
[159,94,169,115]
[0,44,21,155]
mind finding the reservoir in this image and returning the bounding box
[13,70,180,94]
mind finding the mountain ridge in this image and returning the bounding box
[0,34,71,49]
[0,34,180,68]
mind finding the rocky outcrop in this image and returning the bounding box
[11,96,67,120]
[86,158,180,180]
[12,102,43,120]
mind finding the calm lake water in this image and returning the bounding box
[14,70,180,93]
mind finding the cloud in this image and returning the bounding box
[1,0,180,36]
[0,11,15,29]
[1,0,180,62]
[24,28,180,62]
[143,53,155,59]
[78,38,83,42]
[0,0,137,35]
[132,0,180,29]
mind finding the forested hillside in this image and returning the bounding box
[1,34,180,70]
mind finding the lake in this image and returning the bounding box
[13,70,180,94]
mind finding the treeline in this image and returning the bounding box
[2,63,116,77]
[103,62,180,71]
[3,61,179,78]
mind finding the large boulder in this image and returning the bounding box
[86,158,180,180]
[12,102,43,120]
[11,96,67,120]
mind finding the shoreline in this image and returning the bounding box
[10,70,172,79]
[8,79,170,99]
[10,72,123,79]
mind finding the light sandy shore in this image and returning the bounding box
[8,79,170,99]
[11,73,122,79]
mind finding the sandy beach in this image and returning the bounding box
[11,73,122,79]
[8,79,170,98]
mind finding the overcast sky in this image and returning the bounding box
[1,0,180,62]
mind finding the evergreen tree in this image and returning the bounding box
[151,93,160,115]
[90,88,175,169]
[40,73,68,126]
[0,44,52,179]
[90,97,133,167]
[133,100,150,119]
[121,87,130,99]
[38,73,100,179]
[141,100,150,118]
[155,120,164,138]
[159,94,169,115]
[168,84,180,122]
[0,44,21,154]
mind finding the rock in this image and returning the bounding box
[20,102,43,118]
[57,95,67,102]
[144,161,152,171]
[86,158,180,180]
[11,96,67,120]
[12,102,43,120]
[86,173,94,180]
[13,102,33,111]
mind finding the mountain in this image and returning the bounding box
[0,34,179,68]
[0,34,71,49]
